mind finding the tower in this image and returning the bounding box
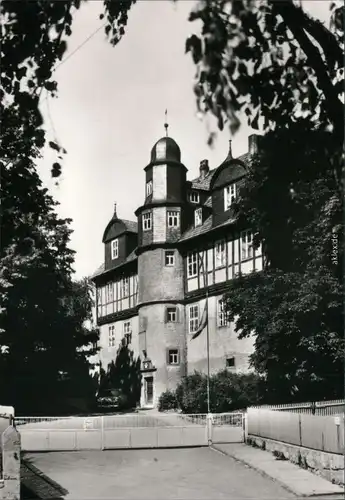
[135,130,188,407]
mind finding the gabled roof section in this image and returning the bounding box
[180,213,236,243]
[190,169,217,191]
[102,218,138,243]
[180,215,213,241]
[211,150,252,190]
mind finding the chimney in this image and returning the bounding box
[199,159,209,178]
[248,134,259,155]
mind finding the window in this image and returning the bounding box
[165,250,175,266]
[189,191,200,203]
[121,277,129,298]
[187,252,198,278]
[167,307,177,322]
[111,239,118,259]
[167,211,179,228]
[215,240,226,268]
[168,349,179,365]
[226,357,235,368]
[108,325,115,347]
[143,212,152,231]
[124,321,131,334]
[124,321,132,345]
[194,208,202,227]
[241,230,253,260]
[146,180,153,197]
[224,183,237,211]
[106,283,113,303]
[217,298,227,327]
[189,304,199,333]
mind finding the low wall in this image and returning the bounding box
[247,408,344,454]
[247,435,345,486]
[0,424,21,500]
[20,425,209,451]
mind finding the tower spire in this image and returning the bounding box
[113,201,117,219]
[164,109,169,137]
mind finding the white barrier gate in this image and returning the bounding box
[15,413,244,452]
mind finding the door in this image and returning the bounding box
[145,377,153,405]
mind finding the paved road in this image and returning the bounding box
[24,448,295,499]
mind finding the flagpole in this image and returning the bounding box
[206,286,210,414]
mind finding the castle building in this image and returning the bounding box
[91,132,263,408]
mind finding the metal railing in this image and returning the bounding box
[16,412,244,451]
[15,412,243,429]
[250,399,345,416]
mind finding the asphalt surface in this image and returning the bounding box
[23,448,295,499]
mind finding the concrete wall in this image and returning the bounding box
[0,419,21,500]
[187,295,254,375]
[247,408,345,454]
[246,435,345,486]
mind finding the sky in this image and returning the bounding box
[36,0,332,280]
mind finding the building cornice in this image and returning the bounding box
[137,299,184,309]
[97,307,138,325]
[135,242,182,256]
[135,200,186,217]
[144,160,187,172]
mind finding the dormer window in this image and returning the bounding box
[224,183,237,211]
[189,191,200,204]
[194,208,202,227]
[143,212,152,231]
[111,239,118,260]
[167,211,179,228]
[146,180,153,197]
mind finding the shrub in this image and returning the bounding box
[158,389,178,412]
[175,370,265,414]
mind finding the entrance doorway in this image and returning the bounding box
[145,376,154,405]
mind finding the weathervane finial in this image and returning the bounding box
[164,109,169,137]
[113,202,117,218]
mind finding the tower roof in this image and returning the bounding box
[150,136,181,164]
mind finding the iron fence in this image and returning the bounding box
[250,399,345,416]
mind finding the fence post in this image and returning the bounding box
[101,416,104,451]
[206,413,213,446]
[298,413,302,446]
[243,413,248,442]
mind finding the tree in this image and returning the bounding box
[98,341,141,410]
[1,0,131,414]
[186,1,344,145]
[1,0,136,177]
[223,121,343,403]
[0,150,99,414]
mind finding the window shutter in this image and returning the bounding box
[164,308,168,323]
[176,306,180,323]
[166,348,170,365]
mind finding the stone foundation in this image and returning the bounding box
[247,435,345,486]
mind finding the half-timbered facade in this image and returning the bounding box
[91,133,262,408]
